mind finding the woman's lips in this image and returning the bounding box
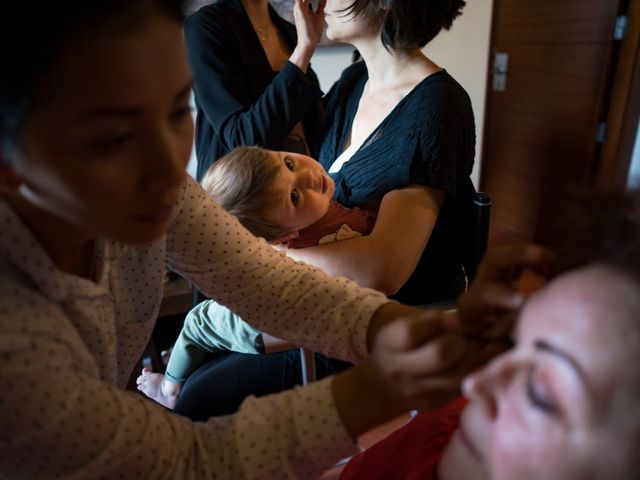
[457,425,482,461]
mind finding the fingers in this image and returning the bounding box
[384,333,468,376]
[376,311,446,352]
[477,243,553,283]
[457,243,553,339]
[469,281,525,312]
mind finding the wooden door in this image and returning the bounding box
[481,0,626,242]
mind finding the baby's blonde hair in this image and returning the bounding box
[201,146,293,242]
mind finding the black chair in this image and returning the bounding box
[461,191,492,284]
[264,183,493,383]
[456,177,492,287]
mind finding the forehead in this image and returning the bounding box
[518,265,640,402]
[520,265,638,337]
[30,11,190,116]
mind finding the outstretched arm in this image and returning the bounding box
[282,185,444,294]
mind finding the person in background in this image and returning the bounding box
[185,0,325,182]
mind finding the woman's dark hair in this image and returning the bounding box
[343,0,466,53]
[0,0,186,158]
[550,188,640,287]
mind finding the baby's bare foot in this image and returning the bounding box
[136,368,180,410]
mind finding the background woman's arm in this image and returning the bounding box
[283,185,444,294]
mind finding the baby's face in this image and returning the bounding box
[265,151,335,232]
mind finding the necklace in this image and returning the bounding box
[254,21,270,42]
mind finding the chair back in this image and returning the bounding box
[456,178,492,285]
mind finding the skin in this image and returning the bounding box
[439,265,640,480]
[240,0,325,73]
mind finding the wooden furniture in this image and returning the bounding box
[158,276,193,317]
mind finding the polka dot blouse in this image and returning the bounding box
[0,176,388,479]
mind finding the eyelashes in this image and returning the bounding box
[525,367,558,415]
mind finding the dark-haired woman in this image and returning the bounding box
[0,1,494,477]
[283,0,476,306]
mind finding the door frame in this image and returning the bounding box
[597,0,640,188]
[479,0,640,190]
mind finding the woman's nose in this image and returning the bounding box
[144,128,188,194]
[463,355,519,419]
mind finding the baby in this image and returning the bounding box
[137,146,374,408]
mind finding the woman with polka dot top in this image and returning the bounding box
[0,2,497,478]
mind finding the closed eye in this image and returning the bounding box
[525,367,558,415]
[170,105,194,122]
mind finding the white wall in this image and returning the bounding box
[311,0,494,187]
[628,121,640,188]
[311,43,353,92]
[423,0,494,187]
[187,93,198,179]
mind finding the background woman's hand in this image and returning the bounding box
[292,0,326,52]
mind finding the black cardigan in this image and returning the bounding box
[319,63,476,305]
[184,0,324,181]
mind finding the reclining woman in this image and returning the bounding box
[340,190,640,480]
[173,0,477,420]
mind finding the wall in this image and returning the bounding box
[311,0,494,187]
[628,121,640,188]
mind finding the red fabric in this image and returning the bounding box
[340,397,466,480]
[285,201,373,249]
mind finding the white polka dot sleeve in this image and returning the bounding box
[0,179,390,479]
[166,176,389,363]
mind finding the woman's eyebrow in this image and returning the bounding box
[77,107,141,121]
[77,81,194,121]
[534,339,592,394]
